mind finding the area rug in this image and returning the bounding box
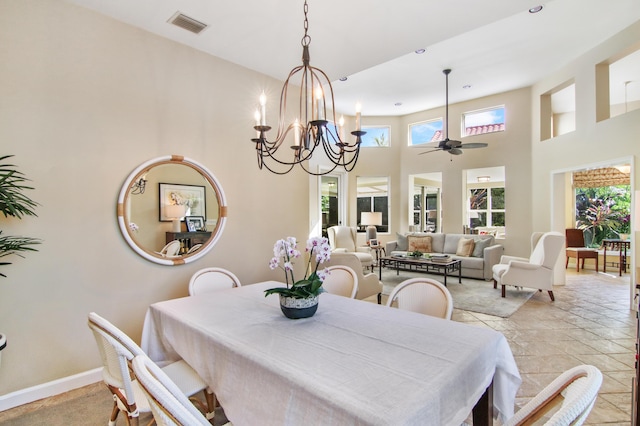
[379,268,535,318]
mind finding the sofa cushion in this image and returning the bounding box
[472,238,492,257]
[456,238,475,257]
[408,235,432,253]
[396,232,409,251]
[443,234,463,254]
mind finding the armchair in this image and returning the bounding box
[492,231,565,301]
[327,226,374,270]
[314,252,382,302]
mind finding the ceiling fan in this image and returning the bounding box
[419,69,488,156]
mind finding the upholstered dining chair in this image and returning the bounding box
[87,312,215,425]
[321,265,358,298]
[327,226,374,270]
[131,355,226,426]
[492,231,565,301]
[385,278,453,320]
[503,364,602,426]
[313,252,383,302]
[188,267,241,296]
[565,228,599,272]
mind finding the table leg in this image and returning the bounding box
[458,262,462,283]
[379,258,382,280]
[603,245,608,273]
[472,381,494,426]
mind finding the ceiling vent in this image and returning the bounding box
[168,12,208,34]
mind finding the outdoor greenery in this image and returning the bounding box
[576,185,630,247]
[0,155,41,277]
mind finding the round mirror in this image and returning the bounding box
[117,155,228,265]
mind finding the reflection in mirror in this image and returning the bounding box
[464,166,505,238]
[410,173,442,233]
[117,155,228,265]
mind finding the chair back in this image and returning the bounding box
[566,228,586,248]
[131,355,211,426]
[160,240,181,257]
[321,265,358,298]
[313,252,382,300]
[504,364,602,426]
[327,226,357,252]
[187,243,203,254]
[188,267,241,296]
[386,278,453,320]
[529,232,565,268]
[87,312,144,409]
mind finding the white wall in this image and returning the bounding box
[0,0,309,396]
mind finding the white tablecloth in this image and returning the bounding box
[141,281,521,426]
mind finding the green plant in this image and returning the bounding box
[410,250,423,257]
[576,186,630,246]
[264,236,331,299]
[0,155,41,277]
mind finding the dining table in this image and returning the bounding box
[141,281,521,426]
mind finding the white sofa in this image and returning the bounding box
[385,233,503,280]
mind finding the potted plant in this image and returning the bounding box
[264,236,331,319]
[0,155,41,365]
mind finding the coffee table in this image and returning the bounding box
[379,255,462,286]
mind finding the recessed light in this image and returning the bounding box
[529,5,543,13]
[339,77,348,82]
[395,102,403,106]
[415,49,426,54]
[463,85,471,89]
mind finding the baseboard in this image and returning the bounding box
[0,368,102,412]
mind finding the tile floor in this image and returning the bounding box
[0,268,636,425]
[457,269,636,425]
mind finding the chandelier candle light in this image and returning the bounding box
[251,0,365,175]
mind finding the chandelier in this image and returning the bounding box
[251,0,365,175]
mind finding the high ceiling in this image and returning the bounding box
[66,0,640,116]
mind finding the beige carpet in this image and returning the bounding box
[380,267,535,317]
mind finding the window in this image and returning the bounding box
[356,176,389,233]
[465,167,505,237]
[462,106,505,137]
[608,48,640,118]
[408,118,442,146]
[360,126,390,147]
[410,172,442,233]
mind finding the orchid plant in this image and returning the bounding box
[264,236,331,299]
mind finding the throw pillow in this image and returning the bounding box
[472,238,492,257]
[456,238,475,257]
[396,232,409,251]
[408,235,432,253]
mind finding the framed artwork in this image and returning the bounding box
[360,126,390,147]
[185,216,205,232]
[159,183,206,221]
[369,239,378,247]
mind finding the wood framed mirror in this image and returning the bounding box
[117,155,228,265]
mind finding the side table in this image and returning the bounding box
[369,245,386,266]
[602,239,630,276]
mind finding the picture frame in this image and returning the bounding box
[369,239,378,247]
[159,183,206,221]
[185,216,206,232]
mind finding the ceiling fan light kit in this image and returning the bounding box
[419,69,488,157]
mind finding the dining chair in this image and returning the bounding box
[321,265,358,298]
[156,240,181,258]
[565,228,599,272]
[186,243,203,254]
[385,277,453,320]
[503,364,602,426]
[131,355,227,426]
[188,267,241,296]
[87,312,215,425]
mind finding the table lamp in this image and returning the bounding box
[361,212,382,243]
[165,204,187,232]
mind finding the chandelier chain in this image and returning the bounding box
[302,0,310,47]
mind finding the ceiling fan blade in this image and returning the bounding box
[449,148,463,155]
[460,143,488,149]
[418,148,443,155]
